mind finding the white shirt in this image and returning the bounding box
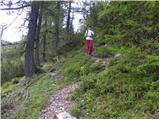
[85,29,94,40]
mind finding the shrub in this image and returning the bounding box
[1,59,24,84]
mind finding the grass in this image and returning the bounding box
[55,46,158,119]
[2,72,54,118]
[13,73,54,118]
[1,43,158,119]
[1,62,68,119]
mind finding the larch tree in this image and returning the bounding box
[66,1,72,33]
[34,3,43,67]
[54,1,61,56]
[24,2,39,78]
[42,17,48,62]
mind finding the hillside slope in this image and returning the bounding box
[1,1,158,119]
[69,1,159,118]
[1,44,158,119]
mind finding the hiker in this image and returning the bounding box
[84,25,94,56]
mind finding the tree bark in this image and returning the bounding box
[35,4,43,67]
[24,2,39,78]
[54,1,60,56]
[90,3,98,26]
[42,17,47,62]
[66,1,71,32]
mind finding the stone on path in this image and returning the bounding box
[41,83,80,119]
[57,111,76,119]
[114,53,123,59]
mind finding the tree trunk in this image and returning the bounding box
[90,3,98,26]
[24,2,39,78]
[42,17,47,62]
[35,4,43,67]
[66,1,71,32]
[55,1,60,56]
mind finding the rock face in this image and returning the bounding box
[114,53,123,59]
[57,111,76,119]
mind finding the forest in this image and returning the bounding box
[1,0,159,119]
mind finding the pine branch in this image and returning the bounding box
[0,4,31,10]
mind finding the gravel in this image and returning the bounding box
[40,83,79,119]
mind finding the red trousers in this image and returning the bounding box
[86,40,93,55]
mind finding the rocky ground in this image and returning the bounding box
[41,55,111,119]
[40,82,80,119]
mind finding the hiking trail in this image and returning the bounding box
[40,70,80,119]
[40,55,111,119]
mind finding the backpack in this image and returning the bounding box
[85,30,93,38]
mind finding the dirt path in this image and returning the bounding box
[40,82,80,119]
[40,56,109,119]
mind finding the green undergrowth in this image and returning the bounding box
[12,73,53,119]
[69,1,158,118]
[39,45,158,119]
[1,1,158,119]
[2,75,50,118]
[51,46,158,119]
[1,42,26,84]
[67,48,158,119]
[1,62,68,119]
[1,44,158,119]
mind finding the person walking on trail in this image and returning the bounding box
[84,25,94,56]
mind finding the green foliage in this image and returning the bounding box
[68,1,159,119]
[1,58,24,84]
[1,43,25,84]
[1,73,55,119]
[1,1,158,119]
[54,40,158,119]
[15,74,53,118]
[95,46,117,57]
[69,103,81,118]
[91,1,158,53]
